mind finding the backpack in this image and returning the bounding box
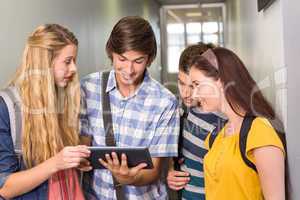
[0,86,22,157]
[208,115,287,172]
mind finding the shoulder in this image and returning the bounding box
[146,77,178,106]
[187,108,226,132]
[80,72,102,96]
[80,72,101,86]
[246,117,284,155]
[249,117,278,137]
[190,109,226,122]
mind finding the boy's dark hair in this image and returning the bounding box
[106,16,157,66]
[179,42,215,74]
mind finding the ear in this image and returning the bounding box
[146,56,151,67]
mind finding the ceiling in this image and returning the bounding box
[156,0,225,5]
[166,6,223,23]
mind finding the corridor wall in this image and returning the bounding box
[226,0,300,198]
[0,0,161,86]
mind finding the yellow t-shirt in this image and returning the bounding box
[204,117,284,200]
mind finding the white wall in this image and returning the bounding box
[89,0,162,80]
[226,0,286,122]
[0,0,161,87]
[282,0,300,199]
[226,0,300,198]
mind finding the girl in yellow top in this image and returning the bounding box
[189,47,287,200]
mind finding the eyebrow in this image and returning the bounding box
[64,56,74,60]
[120,54,146,62]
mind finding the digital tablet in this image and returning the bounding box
[88,146,154,169]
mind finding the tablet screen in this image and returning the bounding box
[88,147,154,169]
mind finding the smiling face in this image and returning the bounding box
[52,44,77,88]
[112,50,148,89]
[190,66,223,112]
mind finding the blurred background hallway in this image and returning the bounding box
[0,0,299,198]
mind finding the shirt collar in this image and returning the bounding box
[106,70,117,93]
[105,69,151,97]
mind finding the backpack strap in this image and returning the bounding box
[208,119,228,149]
[210,114,284,174]
[208,128,219,149]
[102,71,117,147]
[0,86,22,153]
[239,115,257,172]
[101,71,126,200]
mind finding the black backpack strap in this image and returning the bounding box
[208,128,218,149]
[240,115,257,172]
[102,71,117,147]
[208,119,228,149]
[101,71,126,200]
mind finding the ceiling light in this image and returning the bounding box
[186,12,202,17]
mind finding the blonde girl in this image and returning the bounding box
[0,24,90,200]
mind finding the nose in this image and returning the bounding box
[191,87,199,100]
[69,62,77,75]
[183,86,192,98]
[124,61,134,75]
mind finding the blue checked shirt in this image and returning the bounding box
[80,70,179,200]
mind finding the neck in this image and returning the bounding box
[221,100,245,137]
[118,83,139,97]
[116,76,144,98]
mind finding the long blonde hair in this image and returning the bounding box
[10,24,80,168]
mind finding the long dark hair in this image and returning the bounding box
[191,47,290,199]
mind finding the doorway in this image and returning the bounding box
[160,3,226,95]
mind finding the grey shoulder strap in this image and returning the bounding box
[0,86,22,153]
